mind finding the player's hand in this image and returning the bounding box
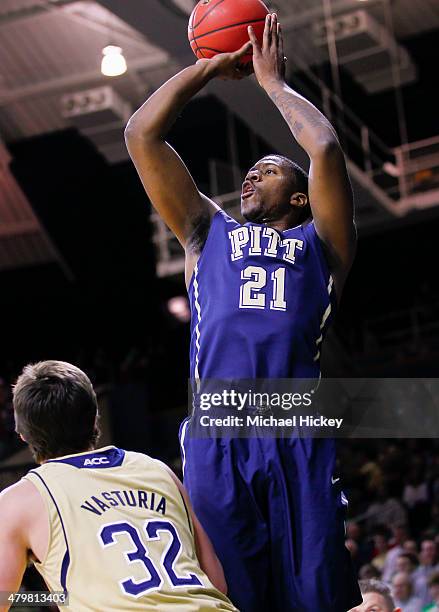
[196,41,253,80]
[248,13,286,88]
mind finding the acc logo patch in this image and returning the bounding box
[84,457,110,466]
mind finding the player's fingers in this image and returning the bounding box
[247,26,261,54]
[247,25,257,44]
[278,22,284,58]
[263,13,272,50]
[271,13,278,49]
[234,41,252,63]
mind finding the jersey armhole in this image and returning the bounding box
[152,459,195,536]
[187,209,237,294]
[303,220,338,306]
[22,473,53,567]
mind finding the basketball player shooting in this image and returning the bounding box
[126,13,361,612]
[0,361,238,612]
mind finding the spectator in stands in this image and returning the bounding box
[347,538,360,561]
[395,553,419,577]
[413,540,439,607]
[422,571,439,612]
[359,564,382,581]
[404,468,429,509]
[404,467,431,537]
[348,579,400,612]
[347,521,373,568]
[391,571,423,612]
[360,453,384,496]
[383,524,411,583]
[366,486,408,531]
[428,504,439,535]
[372,528,391,574]
[404,541,419,556]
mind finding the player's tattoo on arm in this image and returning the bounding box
[265,84,339,150]
[292,121,304,138]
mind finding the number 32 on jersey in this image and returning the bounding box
[99,519,202,597]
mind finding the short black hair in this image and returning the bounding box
[271,154,309,196]
[13,360,99,463]
[263,154,310,222]
[359,579,395,610]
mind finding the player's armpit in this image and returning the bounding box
[308,141,357,294]
[124,131,219,248]
[0,485,29,610]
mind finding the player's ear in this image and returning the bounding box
[290,192,308,208]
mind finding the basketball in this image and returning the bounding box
[188,0,269,63]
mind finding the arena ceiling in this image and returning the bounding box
[0,0,438,272]
[0,0,437,146]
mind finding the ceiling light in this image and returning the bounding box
[101,46,127,77]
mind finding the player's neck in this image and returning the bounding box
[263,215,303,232]
[40,444,98,464]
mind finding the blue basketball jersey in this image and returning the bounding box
[182,210,362,611]
[188,210,336,380]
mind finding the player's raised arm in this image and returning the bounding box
[124,43,252,249]
[249,14,357,293]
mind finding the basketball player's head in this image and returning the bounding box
[241,154,310,226]
[13,360,99,463]
[348,579,401,612]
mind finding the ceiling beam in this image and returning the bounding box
[0,0,79,26]
[0,53,169,106]
[279,0,385,31]
[0,139,74,279]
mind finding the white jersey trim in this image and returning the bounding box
[313,274,334,362]
[179,418,189,477]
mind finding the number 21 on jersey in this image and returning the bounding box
[240,266,287,312]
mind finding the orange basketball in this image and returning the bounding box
[188,0,269,63]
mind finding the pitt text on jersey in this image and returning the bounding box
[228,225,304,313]
[228,226,304,263]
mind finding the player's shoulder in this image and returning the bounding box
[124,452,183,495]
[211,208,239,228]
[153,458,179,482]
[134,454,177,478]
[0,477,43,528]
[0,477,39,506]
[123,450,173,474]
[300,218,317,238]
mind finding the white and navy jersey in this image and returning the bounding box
[23,446,238,612]
[189,210,335,379]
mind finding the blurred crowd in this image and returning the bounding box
[0,376,18,460]
[341,440,439,611]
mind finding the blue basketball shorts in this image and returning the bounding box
[179,419,362,612]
